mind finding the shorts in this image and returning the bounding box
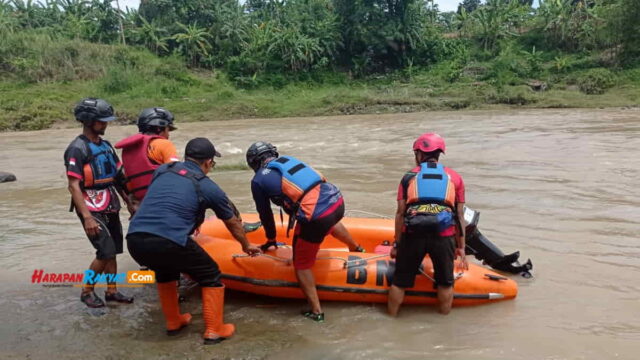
[126,232,221,287]
[79,212,123,260]
[392,232,456,288]
[293,201,345,270]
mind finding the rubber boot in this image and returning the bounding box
[202,285,235,345]
[157,281,192,335]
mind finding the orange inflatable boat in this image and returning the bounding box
[195,214,518,306]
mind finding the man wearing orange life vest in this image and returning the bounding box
[115,107,179,205]
[387,133,468,316]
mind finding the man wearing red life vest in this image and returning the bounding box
[115,107,179,205]
[387,133,469,316]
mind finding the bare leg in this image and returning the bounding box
[104,258,118,295]
[387,285,405,316]
[295,269,322,314]
[82,258,108,294]
[330,222,360,251]
[437,286,454,315]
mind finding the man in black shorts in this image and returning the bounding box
[64,98,135,308]
[388,133,468,315]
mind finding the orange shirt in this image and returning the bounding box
[147,138,179,164]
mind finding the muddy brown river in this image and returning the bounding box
[1,109,639,359]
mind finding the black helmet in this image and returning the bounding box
[137,107,176,133]
[246,141,278,171]
[74,98,116,125]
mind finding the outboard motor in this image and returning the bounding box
[463,207,533,277]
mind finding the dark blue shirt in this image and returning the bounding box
[128,160,235,246]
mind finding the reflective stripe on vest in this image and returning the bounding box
[116,134,163,200]
[81,138,118,190]
[406,162,455,208]
[266,156,326,203]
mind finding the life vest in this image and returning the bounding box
[406,162,456,208]
[153,162,207,234]
[266,156,326,203]
[75,136,119,190]
[115,134,163,201]
[266,156,326,236]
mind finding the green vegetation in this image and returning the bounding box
[1,0,639,131]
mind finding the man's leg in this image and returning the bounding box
[296,268,321,314]
[104,258,117,295]
[437,286,454,315]
[429,236,456,315]
[82,257,108,295]
[180,238,234,344]
[330,222,362,251]
[387,285,406,316]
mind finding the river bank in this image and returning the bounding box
[2,67,640,132]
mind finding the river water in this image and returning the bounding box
[1,109,639,359]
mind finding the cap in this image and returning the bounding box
[185,137,221,160]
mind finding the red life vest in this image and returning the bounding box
[115,133,163,201]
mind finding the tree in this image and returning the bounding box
[172,22,212,67]
[131,15,168,54]
[458,0,481,14]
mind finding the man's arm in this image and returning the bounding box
[391,199,406,259]
[455,202,468,269]
[67,177,99,237]
[222,216,261,256]
[113,167,136,217]
[251,180,276,242]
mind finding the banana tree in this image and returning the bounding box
[172,22,212,67]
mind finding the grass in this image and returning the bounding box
[2,34,639,132]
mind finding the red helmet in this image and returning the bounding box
[413,133,446,154]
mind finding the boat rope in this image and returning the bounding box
[344,209,391,219]
[316,254,391,269]
[419,269,465,283]
[232,253,391,269]
[232,253,292,265]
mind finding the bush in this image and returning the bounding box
[486,86,537,105]
[576,68,616,95]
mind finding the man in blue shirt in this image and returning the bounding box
[127,137,261,345]
[246,141,363,322]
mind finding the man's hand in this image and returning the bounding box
[243,244,262,257]
[83,216,100,238]
[455,247,468,271]
[126,202,138,219]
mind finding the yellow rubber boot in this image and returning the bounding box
[157,281,192,335]
[202,285,235,345]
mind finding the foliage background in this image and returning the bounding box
[0,0,638,130]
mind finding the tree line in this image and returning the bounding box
[1,0,638,87]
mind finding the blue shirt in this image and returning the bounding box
[128,160,235,246]
[251,166,341,239]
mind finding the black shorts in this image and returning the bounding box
[79,212,123,260]
[126,233,221,287]
[392,232,456,288]
[297,201,345,244]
